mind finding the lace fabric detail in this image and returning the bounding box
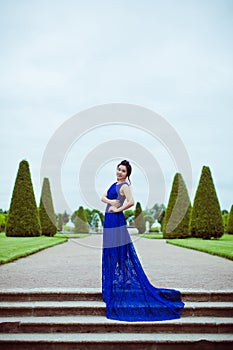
[102,182,184,321]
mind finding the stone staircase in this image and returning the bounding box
[0,288,232,349]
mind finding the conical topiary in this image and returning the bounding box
[163,173,191,239]
[57,213,63,232]
[6,160,41,237]
[39,178,57,236]
[189,166,224,239]
[134,201,145,234]
[227,205,233,234]
[73,206,89,233]
[222,210,228,233]
[0,213,7,232]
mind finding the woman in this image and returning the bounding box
[101,160,184,321]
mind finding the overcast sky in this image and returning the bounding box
[1,0,233,214]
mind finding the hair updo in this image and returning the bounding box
[117,160,132,184]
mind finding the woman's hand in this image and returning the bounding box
[108,199,121,212]
[110,199,120,207]
[108,205,120,213]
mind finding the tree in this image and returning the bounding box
[84,208,92,224]
[163,173,191,239]
[222,209,228,215]
[62,211,69,225]
[92,209,104,225]
[0,213,7,232]
[222,211,229,233]
[73,206,89,233]
[227,205,233,234]
[6,160,41,237]
[158,209,165,229]
[124,209,134,221]
[144,215,154,228]
[57,213,63,232]
[189,166,224,239]
[84,208,103,225]
[134,202,145,234]
[152,203,166,221]
[39,178,57,236]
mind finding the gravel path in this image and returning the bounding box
[0,235,232,290]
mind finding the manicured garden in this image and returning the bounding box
[141,233,233,260]
[1,159,232,265]
[0,232,91,265]
[141,166,233,261]
[166,234,233,261]
[0,233,68,264]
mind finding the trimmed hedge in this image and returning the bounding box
[6,160,41,237]
[39,178,57,236]
[73,206,89,233]
[227,205,233,234]
[134,201,145,234]
[0,213,7,232]
[163,173,191,239]
[189,166,224,239]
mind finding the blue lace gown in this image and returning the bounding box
[102,182,185,322]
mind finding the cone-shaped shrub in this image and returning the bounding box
[222,211,228,233]
[190,166,224,239]
[73,206,89,233]
[6,160,41,237]
[134,201,145,234]
[0,213,7,232]
[39,178,57,236]
[163,173,191,239]
[57,213,63,232]
[227,205,233,234]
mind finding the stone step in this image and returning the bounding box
[0,332,232,350]
[0,288,102,302]
[0,300,105,317]
[1,289,232,349]
[0,316,232,334]
[0,288,232,302]
[0,300,232,317]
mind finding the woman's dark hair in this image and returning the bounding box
[117,160,132,183]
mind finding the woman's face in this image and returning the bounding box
[116,165,127,182]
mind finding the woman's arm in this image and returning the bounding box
[108,184,134,213]
[101,191,120,207]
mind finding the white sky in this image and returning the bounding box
[0,0,233,214]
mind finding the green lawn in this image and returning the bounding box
[140,233,163,239]
[56,233,91,239]
[0,233,68,264]
[166,234,233,261]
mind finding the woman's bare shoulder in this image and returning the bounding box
[120,182,131,194]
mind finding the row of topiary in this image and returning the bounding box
[163,166,233,239]
[5,160,57,237]
[4,160,233,239]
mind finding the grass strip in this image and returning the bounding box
[166,234,233,261]
[56,233,91,239]
[140,233,164,239]
[0,233,68,264]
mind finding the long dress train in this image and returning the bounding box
[102,181,185,322]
